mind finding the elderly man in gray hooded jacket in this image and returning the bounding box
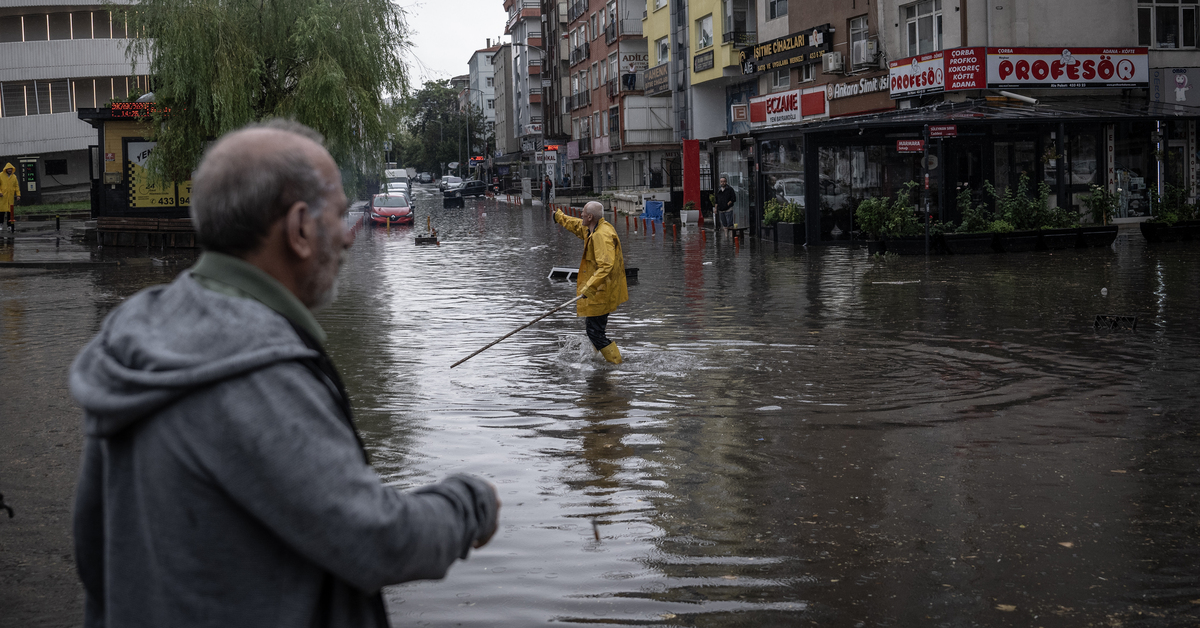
[69,120,499,628]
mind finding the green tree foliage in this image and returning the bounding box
[388,80,493,177]
[125,0,409,193]
[982,172,1078,230]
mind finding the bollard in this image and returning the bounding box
[56,215,60,232]
[651,219,656,235]
[735,235,740,253]
[673,224,677,239]
[642,218,647,233]
[625,215,630,231]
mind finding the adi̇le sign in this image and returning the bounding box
[890,47,1148,98]
[739,24,833,76]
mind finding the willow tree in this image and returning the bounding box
[125,0,409,191]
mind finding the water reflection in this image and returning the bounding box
[2,185,1199,626]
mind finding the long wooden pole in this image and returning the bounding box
[450,295,584,368]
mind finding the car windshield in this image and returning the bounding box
[374,196,409,208]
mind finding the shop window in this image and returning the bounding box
[768,0,787,20]
[656,36,670,64]
[1138,0,1199,48]
[24,14,49,41]
[760,139,805,212]
[697,15,713,50]
[71,12,93,39]
[0,16,21,43]
[45,159,68,176]
[49,13,71,40]
[903,0,942,57]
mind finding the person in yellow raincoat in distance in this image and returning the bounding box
[553,201,628,364]
[0,163,20,233]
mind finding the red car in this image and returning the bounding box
[369,194,413,226]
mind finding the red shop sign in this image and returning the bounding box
[896,139,926,153]
[929,124,958,138]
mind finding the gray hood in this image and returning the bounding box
[70,273,319,437]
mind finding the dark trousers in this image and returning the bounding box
[585,314,611,350]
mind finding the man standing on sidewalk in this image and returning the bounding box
[0,163,20,233]
[70,120,499,628]
[715,176,736,232]
[552,201,628,364]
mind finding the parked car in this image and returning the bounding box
[439,176,462,192]
[418,172,432,184]
[444,179,488,199]
[369,194,413,226]
[380,182,410,201]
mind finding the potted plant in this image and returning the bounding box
[878,181,926,254]
[1141,183,1200,243]
[761,198,783,242]
[942,187,999,254]
[1079,184,1120,248]
[681,200,700,224]
[775,199,804,245]
[853,196,889,254]
[984,173,1049,253]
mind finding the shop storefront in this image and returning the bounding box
[751,46,1197,245]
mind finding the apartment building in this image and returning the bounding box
[0,2,149,201]
[560,0,670,191]
[468,42,501,128]
[504,0,545,181]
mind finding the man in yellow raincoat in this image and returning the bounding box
[553,201,628,364]
[0,163,20,232]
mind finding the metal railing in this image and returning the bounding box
[569,42,590,66]
[571,91,591,109]
[606,19,643,44]
[567,0,588,22]
[625,128,674,144]
[722,28,757,45]
[578,136,591,154]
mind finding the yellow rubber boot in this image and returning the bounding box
[600,342,623,364]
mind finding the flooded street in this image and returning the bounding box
[3,183,1200,626]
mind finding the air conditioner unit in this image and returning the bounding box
[852,40,879,67]
[822,51,844,73]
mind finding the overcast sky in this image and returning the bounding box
[401,0,510,88]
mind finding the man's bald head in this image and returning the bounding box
[583,201,604,219]
[191,119,336,256]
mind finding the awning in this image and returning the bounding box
[757,97,1200,137]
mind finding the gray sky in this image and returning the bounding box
[402,0,509,86]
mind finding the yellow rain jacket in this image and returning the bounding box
[554,210,628,317]
[0,163,20,212]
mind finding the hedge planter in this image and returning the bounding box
[1079,225,1118,248]
[1139,221,1193,243]
[1039,227,1081,251]
[995,229,1040,253]
[760,225,776,243]
[883,235,929,255]
[776,222,804,246]
[941,232,996,255]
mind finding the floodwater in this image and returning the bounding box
[2,184,1200,627]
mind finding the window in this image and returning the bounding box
[850,15,870,66]
[697,14,713,49]
[486,76,494,87]
[590,13,598,40]
[655,0,667,9]
[609,107,620,138]
[487,99,495,110]
[1139,0,1199,48]
[904,0,942,57]
[592,62,599,88]
[770,68,790,91]
[799,63,815,83]
[769,0,787,20]
[656,36,670,64]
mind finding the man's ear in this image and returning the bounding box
[284,201,315,260]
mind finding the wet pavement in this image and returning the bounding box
[2,184,1199,627]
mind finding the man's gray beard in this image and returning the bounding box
[305,229,342,311]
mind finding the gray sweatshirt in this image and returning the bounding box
[70,264,498,628]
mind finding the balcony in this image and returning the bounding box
[569,42,590,66]
[625,129,674,145]
[529,86,542,104]
[722,28,757,46]
[528,63,542,75]
[578,136,591,154]
[567,0,587,22]
[571,91,591,110]
[605,18,643,44]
